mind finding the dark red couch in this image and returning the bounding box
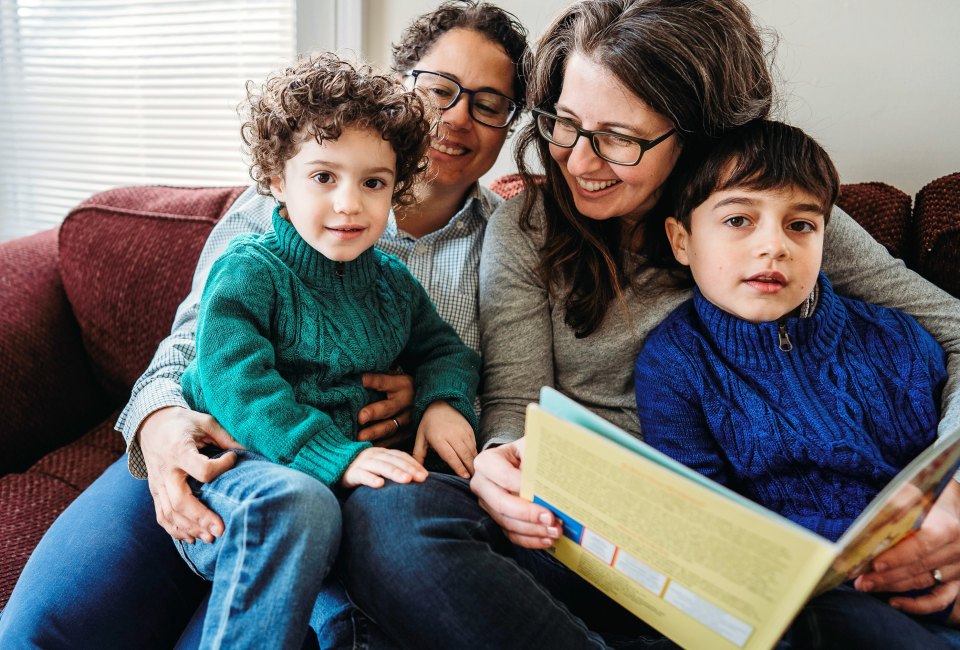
[1,175,958,608]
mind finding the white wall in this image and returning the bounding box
[362,0,960,197]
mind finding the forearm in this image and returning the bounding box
[823,206,960,436]
[115,186,272,474]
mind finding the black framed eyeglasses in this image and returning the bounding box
[405,69,518,129]
[532,107,676,166]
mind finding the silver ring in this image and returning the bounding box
[933,568,945,585]
[391,417,400,433]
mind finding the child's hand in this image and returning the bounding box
[340,448,427,489]
[412,401,477,479]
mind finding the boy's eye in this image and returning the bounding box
[312,172,334,184]
[788,221,816,233]
[364,178,387,190]
[723,215,749,228]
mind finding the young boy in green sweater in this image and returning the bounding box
[172,53,480,647]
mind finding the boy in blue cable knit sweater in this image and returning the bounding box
[173,54,480,647]
[634,120,955,629]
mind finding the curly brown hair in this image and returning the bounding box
[390,0,530,112]
[241,53,430,206]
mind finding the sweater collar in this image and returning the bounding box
[265,206,378,290]
[693,272,846,370]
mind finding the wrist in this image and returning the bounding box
[136,405,185,445]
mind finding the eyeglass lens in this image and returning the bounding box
[413,71,514,127]
[536,113,648,166]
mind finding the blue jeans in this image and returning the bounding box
[341,473,675,649]
[784,585,960,649]
[341,473,960,650]
[0,455,386,649]
[175,450,341,649]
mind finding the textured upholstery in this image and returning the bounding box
[836,182,913,260]
[0,229,109,474]
[61,185,246,402]
[913,173,960,297]
[0,416,125,605]
[0,186,243,609]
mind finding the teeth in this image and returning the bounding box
[431,141,466,156]
[576,177,619,191]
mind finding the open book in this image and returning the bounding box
[520,387,960,650]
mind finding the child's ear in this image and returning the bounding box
[269,175,286,204]
[664,217,691,266]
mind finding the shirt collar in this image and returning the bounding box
[385,183,493,240]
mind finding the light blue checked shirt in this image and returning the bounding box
[117,183,500,477]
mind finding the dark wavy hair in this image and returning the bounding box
[241,53,430,206]
[514,0,777,337]
[391,0,531,113]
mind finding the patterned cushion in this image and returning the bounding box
[913,173,960,297]
[0,414,124,607]
[59,186,245,402]
[835,182,913,261]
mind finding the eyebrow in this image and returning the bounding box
[304,161,395,177]
[554,103,651,136]
[712,195,825,215]
[433,70,513,97]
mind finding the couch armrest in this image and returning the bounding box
[0,228,111,474]
[913,173,960,298]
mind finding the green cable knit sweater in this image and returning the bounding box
[182,208,480,485]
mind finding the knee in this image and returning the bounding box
[221,468,342,566]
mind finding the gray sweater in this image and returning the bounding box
[478,190,960,449]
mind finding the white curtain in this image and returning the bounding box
[0,0,297,240]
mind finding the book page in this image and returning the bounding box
[521,399,836,650]
[816,425,960,592]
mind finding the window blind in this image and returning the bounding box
[0,0,296,241]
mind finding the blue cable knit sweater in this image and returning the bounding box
[635,273,946,542]
[182,208,480,486]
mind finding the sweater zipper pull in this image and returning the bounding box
[335,261,345,278]
[777,322,793,352]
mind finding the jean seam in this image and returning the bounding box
[174,539,205,579]
[209,497,251,647]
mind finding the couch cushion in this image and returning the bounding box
[59,186,246,402]
[913,173,960,298]
[836,182,913,261]
[0,228,111,474]
[0,414,124,607]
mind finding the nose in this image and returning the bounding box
[561,135,604,177]
[440,92,472,131]
[756,223,790,259]
[333,185,361,216]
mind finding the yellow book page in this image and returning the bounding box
[520,405,837,650]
